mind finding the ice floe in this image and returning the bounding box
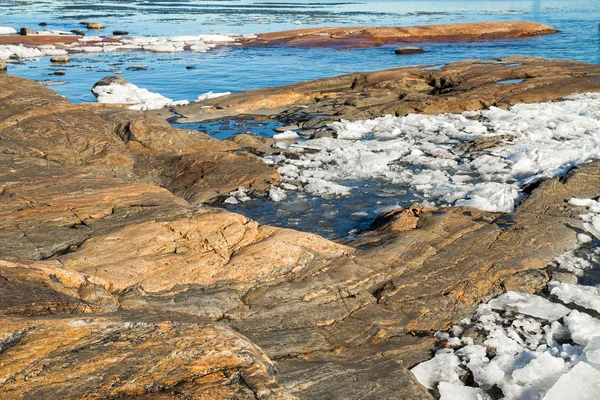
[0,26,17,35]
[92,82,189,111]
[410,203,600,399]
[268,93,600,210]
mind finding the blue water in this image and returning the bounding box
[1,1,599,103]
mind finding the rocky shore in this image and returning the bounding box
[2,56,600,398]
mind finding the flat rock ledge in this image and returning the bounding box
[1,68,600,399]
[243,21,557,48]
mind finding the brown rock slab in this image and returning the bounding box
[0,314,296,399]
[244,22,556,48]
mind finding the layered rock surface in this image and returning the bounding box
[2,67,600,399]
[244,22,556,48]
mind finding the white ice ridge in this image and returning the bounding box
[270,93,600,210]
[0,33,248,59]
[410,204,600,400]
[92,82,189,111]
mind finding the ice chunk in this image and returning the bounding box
[584,337,600,365]
[549,281,600,313]
[0,27,17,35]
[511,352,567,384]
[195,91,231,102]
[273,131,299,140]
[488,291,570,320]
[564,311,600,345]
[269,187,287,202]
[438,382,490,400]
[410,350,464,390]
[93,82,189,111]
[542,362,600,400]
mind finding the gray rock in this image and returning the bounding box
[50,56,70,64]
[91,75,128,96]
[395,46,428,55]
[85,22,104,30]
[70,29,85,36]
[20,27,38,36]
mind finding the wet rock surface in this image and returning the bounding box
[2,68,600,399]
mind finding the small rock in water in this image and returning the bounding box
[70,29,85,36]
[53,71,66,76]
[395,46,428,55]
[50,56,70,64]
[0,58,6,71]
[20,27,38,36]
[186,65,196,70]
[38,22,47,26]
[113,30,129,36]
[85,22,104,30]
[126,65,148,71]
[91,75,128,96]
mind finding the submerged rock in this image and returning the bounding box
[395,46,428,54]
[112,29,129,35]
[70,29,85,36]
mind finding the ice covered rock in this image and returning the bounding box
[542,362,600,400]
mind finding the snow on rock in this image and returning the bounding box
[542,362,600,400]
[92,82,189,111]
[195,91,231,102]
[0,27,17,35]
[272,94,600,211]
[488,291,570,321]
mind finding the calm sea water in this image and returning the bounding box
[1,1,599,103]
[2,0,600,238]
